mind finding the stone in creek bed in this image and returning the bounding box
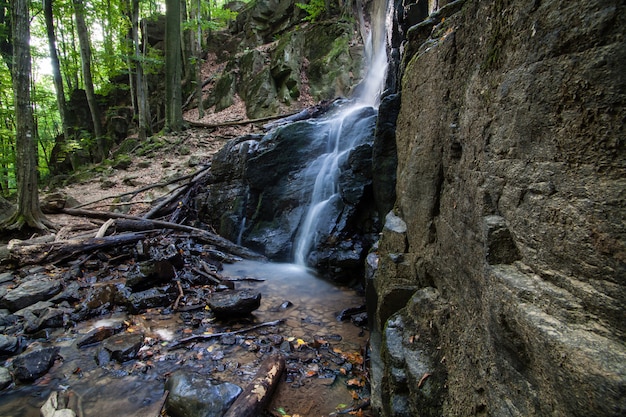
[165,370,242,417]
[207,289,261,317]
[11,346,60,382]
[102,332,144,363]
[76,322,126,348]
[0,278,62,312]
[0,366,12,389]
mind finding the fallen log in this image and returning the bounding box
[223,354,285,417]
[184,111,298,129]
[7,231,151,266]
[60,208,265,261]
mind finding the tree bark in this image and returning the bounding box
[165,0,183,132]
[194,0,204,120]
[73,0,105,160]
[0,3,12,73]
[43,0,71,143]
[1,0,53,231]
[223,354,285,417]
[132,0,150,140]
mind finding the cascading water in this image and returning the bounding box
[293,0,392,266]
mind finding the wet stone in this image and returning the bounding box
[126,286,177,314]
[76,322,125,348]
[11,346,60,382]
[15,301,67,333]
[0,272,13,284]
[126,260,176,291]
[95,347,112,366]
[102,332,144,363]
[0,278,62,312]
[164,370,242,417]
[0,334,21,357]
[207,289,261,317]
[0,366,11,390]
[351,312,368,327]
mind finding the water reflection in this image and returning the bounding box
[0,260,367,417]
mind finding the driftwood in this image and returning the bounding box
[223,353,286,417]
[168,319,284,349]
[60,208,264,260]
[7,231,151,265]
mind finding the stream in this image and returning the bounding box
[0,260,369,417]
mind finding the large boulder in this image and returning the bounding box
[370,0,626,416]
[199,104,380,280]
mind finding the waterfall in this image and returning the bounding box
[293,0,392,266]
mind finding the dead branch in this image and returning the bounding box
[60,208,265,260]
[173,280,184,311]
[168,319,284,349]
[223,354,286,417]
[72,165,210,209]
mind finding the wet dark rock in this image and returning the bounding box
[200,106,379,277]
[0,272,13,284]
[0,277,62,312]
[207,289,261,317]
[76,322,126,348]
[0,334,21,356]
[0,366,11,390]
[164,370,242,417]
[83,283,118,310]
[126,260,176,291]
[351,312,368,327]
[95,347,112,366]
[11,346,60,382]
[50,281,81,305]
[15,301,67,333]
[337,305,367,321]
[102,332,143,363]
[125,286,177,314]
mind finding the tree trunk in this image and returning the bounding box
[195,0,204,119]
[165,0,183,132]
[133,0,150,140]
[1,0,53,231]
[43,0,70,143]
[73,0,105,160]
[0,4,12,73]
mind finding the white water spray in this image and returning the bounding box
[293,0,392,266]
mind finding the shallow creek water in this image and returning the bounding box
[0,260,368,417]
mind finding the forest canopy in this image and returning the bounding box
[0,0,244,198]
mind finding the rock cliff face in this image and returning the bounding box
[370,0,626,416]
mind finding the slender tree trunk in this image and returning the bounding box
[73,0,105,161]
[195,0,203,119]
[0,4,12,73]
[1,0,53,231]
[43,0,70,143]
[120,0,137,118]
[165,0,183,132]
[132,0,150,140]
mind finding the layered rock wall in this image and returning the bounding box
[370,0,626,415]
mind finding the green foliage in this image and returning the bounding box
[296,0,326,22]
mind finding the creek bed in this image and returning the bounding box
[0,260,369,417]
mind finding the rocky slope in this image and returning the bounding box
[369,0,626,416]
